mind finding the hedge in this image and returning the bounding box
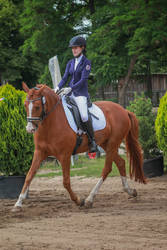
[155,92,167,154]
[127,93,160,159]
[0,84,34,176]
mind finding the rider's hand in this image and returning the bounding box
[58,87,72,97]
[54,86,59,93]
[62,87,72,95]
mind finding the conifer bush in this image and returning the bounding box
[127,93,160,159]
[155,92,167,154]
[0,84,34,176]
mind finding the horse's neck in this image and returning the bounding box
[35,103,66,151]
[41,95,64,129]
[47,91,59,106]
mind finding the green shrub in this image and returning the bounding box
[127,93,160,159]
[0,84,34,176]
[155,92,167,154]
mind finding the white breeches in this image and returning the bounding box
[70,93,88,122]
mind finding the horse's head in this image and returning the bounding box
[23,82,47,133]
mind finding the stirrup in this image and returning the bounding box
[89,140,97,153]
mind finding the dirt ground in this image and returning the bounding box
[0,173,167,250]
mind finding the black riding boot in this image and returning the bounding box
[83,120,97,153]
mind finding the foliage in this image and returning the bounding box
[155,92,167,155]
[0,84,34,176]
[1,0,167,97]
[87,0,167,89]
[0,0,40,88]
[0,0,24,85]
[127,93,160,159]
[19,0,77,86]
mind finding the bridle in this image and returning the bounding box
[26,90,61,127]
[26,97,46,123]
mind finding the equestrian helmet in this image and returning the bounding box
[69,36,86,48]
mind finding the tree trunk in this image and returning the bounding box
[118,55,137,107]
[101,85,105,100]
[146,61,152,99]
[88,0,95,14]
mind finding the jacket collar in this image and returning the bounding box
[75,54,83,64]
[72,54,86,64]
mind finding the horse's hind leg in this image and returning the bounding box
[113,153,137,197]
[84,150,113,208]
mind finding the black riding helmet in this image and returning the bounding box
[69,36,86,48]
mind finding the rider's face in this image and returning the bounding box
[72,46,83,57]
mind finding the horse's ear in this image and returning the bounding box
[22,82,29,93]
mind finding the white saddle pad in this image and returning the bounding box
[62,96,106,134]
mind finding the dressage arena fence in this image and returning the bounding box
[95,73,167,107]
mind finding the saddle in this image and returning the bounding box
[65,95,98,133]
[65,95,99,155]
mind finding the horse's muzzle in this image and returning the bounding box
[26,122,37,133]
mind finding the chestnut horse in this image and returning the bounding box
[13,83,146,211]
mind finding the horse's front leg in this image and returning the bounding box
[61,156,83,206]
[12,150,45,212]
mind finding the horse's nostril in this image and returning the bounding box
[26,122,36,133]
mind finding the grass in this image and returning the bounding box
[37,155,129,178]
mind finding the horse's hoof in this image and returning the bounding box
[80,199,85,207]
[84,200,93,208]
[11,206,22,213]
[133,189,137,197]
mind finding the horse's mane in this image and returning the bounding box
[36,84,58,100]
[37,84,49,89]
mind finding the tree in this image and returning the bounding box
[1,0,167,96]
[19,0,81,87]
[0,0,24,85]
[18,0,108,88]
[0,0,41,89]
[87,0,167,105]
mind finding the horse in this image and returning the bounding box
[12,82,147,211]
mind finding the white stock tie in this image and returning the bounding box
[74,58,79,71]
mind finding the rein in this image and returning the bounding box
[43,97,61,121]
[26,96,61,124]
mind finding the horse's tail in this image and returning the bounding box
[125,111,147,184]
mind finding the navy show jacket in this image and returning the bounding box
[58,55,91,97]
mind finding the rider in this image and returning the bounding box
[54,35,97,153]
